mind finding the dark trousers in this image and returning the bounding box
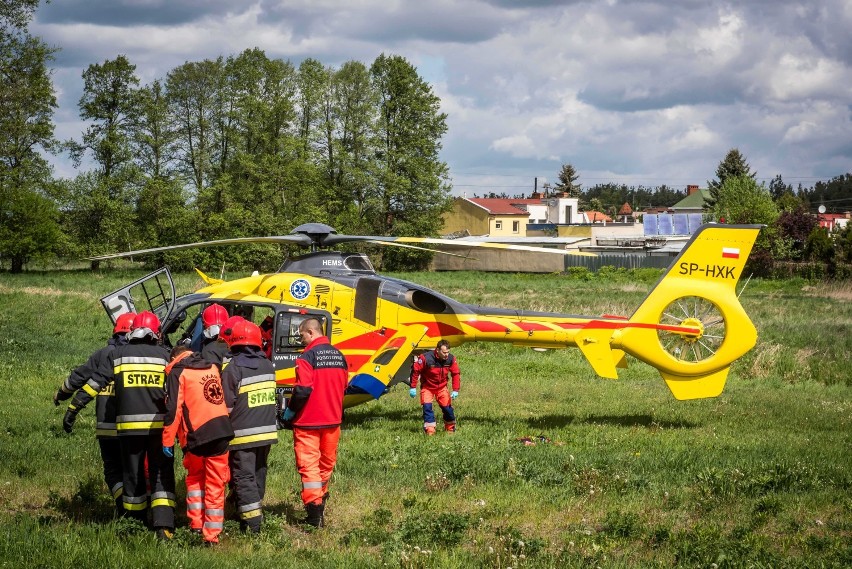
[98,437,124,512]
[229,445,271,531]
[119,433,176,529]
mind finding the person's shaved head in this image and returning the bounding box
[299,317,323,334]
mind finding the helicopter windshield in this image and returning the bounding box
[344,254,374,273]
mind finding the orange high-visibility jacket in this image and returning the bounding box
[163,351,234,456]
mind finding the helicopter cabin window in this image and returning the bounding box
[161,302,274,353]
[494,220,502,230]
[274,312,327,353]
[512,220,520,233]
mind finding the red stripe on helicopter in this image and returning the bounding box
[334,329,399,350]
[464,320,509,333]
[405,322,465,337]
[512,321,553,331]
[556,321,700,334]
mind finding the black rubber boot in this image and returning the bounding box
[305,503,324,528]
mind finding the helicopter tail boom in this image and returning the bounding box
[613,223,763,399]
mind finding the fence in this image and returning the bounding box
[563,252,676,272]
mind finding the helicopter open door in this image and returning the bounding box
[343,324,429,408]
[99,267,176,325]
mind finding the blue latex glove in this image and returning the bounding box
[451,391,459,400]
[162,446,174,458]
[409,388,417,398]
[281,407,295,422]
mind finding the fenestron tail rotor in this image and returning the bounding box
[657,296,726,363]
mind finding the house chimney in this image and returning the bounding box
[687,184,699,195]
[531,191,542,199]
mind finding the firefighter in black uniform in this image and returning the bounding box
[112,311,176,539]
[54,312,136,515]
[221,318,278,533]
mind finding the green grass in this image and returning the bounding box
[0,269,850,568]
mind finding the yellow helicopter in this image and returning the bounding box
[93,222,762,408]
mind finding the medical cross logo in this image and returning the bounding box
[290,278,311,300]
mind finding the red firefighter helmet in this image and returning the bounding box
[220,315,245,346]
[202,303,229,338]
[129,310,161,339]
[202,303,229,328]
[113,312,136,334]
[225,319,262,348]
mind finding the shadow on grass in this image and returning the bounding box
[582,414,699,429]
[344,408,412,427]
[525,414,578,429]
[46,473,118,524]
[264,500,303,526]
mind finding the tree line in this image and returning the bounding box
[2,2,850,277]
[1,1,451,272]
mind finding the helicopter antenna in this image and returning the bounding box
[737,272,753,299]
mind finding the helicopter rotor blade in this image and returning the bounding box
[86,235,313,261]
[364,240,476,259]
[366,236,598,257]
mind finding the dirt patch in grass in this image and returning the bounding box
[0,284,95,300]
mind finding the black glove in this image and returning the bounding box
[54,388,71,406]
[62,409,78,433]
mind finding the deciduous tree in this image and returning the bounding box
[0,14,62,271]
[370,54,451,269]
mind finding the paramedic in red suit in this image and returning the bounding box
[409,339,460,435]
[280,317,348,528]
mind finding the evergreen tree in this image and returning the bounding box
[705,148,756,208]
[553,163,581,197]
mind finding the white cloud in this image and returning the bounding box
[27,0,852,191]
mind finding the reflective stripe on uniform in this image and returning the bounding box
[114,356,168,367]
[151,491,176,508]
[117,422,164,432]
[203,521,224,529]
[238,373,275,388]
[302,481,323,489]
[187,490,204,498]
[111,482,123,499]
[187,502,203,510]
[82,380,99,397]
[238,380,276,394]
[117,413,165,423]
[96,421,117,433]
[205,509,224,517]
[238,501,262,513]
[116,413,164,432]
[231,424,278,443]
[123,494,147,511]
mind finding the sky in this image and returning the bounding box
[30,0,852,197]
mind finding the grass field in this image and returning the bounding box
[0,268,849,568]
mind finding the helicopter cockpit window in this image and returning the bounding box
[344,254,374,273]
[274,312,327,353]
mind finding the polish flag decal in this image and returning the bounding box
[722,247,740,259]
